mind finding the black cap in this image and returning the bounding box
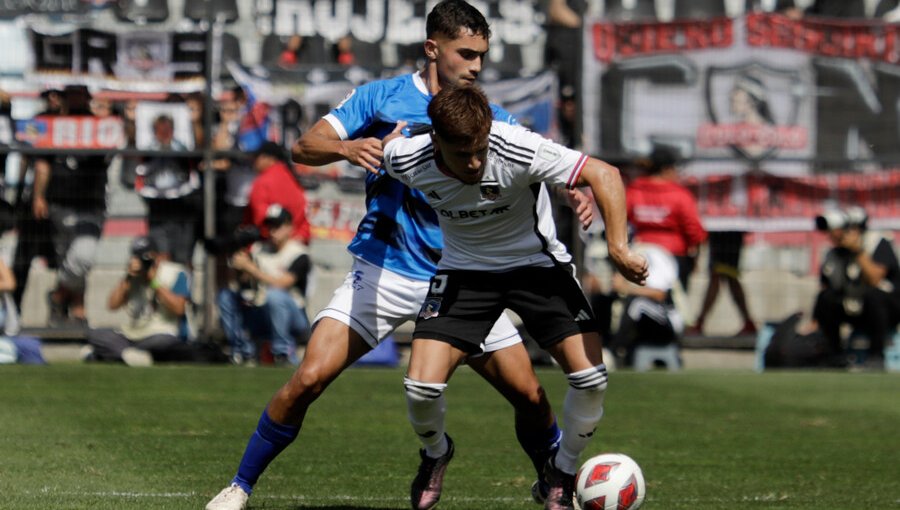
[263,204,293,227]
[255,141,286,160]
[649,146,679,171]
[131,236,157,259]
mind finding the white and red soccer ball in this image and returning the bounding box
[575,453,646,510]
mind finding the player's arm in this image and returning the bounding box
[292,119,383,174]
[575,158,648,285]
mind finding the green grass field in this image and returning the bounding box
[1,364,898,509]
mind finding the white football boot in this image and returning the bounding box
[205,484,249,510]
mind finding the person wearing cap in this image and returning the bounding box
[83,236,194,367]
[218,204,311,366]
[242,142,311,245]
[625,146,707,293]
[812,206,900,366]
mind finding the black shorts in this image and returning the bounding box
[708,231,745,276]
[413,265,599,354]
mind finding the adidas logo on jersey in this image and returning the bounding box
[574,309,592,322]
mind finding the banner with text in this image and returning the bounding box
[583,13,900,175]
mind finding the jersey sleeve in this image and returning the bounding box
[511,126,586,189]
[323,81,387,140]
[382,135,430,183]
[490,104,518,125]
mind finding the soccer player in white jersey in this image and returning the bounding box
[382,86,648,510]
[205,2,593,509]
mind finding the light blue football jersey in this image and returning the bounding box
[324,72,516,280]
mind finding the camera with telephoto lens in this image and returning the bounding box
[203,225,262,256]
[815,206,868,232]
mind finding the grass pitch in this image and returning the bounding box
[1,364,898,509]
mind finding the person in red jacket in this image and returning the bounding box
[626,147,707,292]
[244,142,311,245]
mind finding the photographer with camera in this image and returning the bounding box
[84,236,196,366]
[812,206,900,367]
[217,204,311,366]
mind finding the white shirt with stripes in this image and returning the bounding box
[384,121,588,272]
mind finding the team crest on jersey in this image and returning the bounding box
[480,182,501,201]
[419,298,442,320]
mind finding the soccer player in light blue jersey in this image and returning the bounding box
[205,2,591,509]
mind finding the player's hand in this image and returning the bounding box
[347,137,385,174]
[567,188,593,230]
[610,248,649,286]
[381,121,407,151]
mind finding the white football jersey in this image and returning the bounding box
[384,121,589,271]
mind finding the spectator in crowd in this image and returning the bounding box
[84,236,196,366]
[0,88,14,234]
[278,35,305,67]
[118,99,141,188]
[544,0,583,95]
[218,204,311,366]
[33,87,110,327]
[243,142,311,246]
[0,259,46,365]
[333,35,355,66]
[11,89,64,309]
[608,242,683,367]
[135,113,202,266]
[231,86,275,153]
[811,206,900,367]
[39,89,65,115]
[688,231,758,336]
[185,92,205,148]
[212,94,256,238]
[626,147,707,292]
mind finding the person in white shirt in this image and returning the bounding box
[609,243,684,367]
[382,85,648,510]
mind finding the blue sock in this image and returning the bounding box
[231,410,300,494]
[516,418,562,477]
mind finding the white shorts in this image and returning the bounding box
[315,257,522,351]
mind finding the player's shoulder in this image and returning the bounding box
[346,73,412,103]
[488,121,543,158]
[385,134,434,175]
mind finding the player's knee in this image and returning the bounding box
[404,377,446,407]
[288,361,336,401]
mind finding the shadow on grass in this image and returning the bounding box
[286,506,406,510]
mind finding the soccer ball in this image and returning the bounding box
[575,453,645,510]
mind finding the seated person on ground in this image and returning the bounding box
[608,243,684,367]
[85,236,195,366]
[217,204,311,366]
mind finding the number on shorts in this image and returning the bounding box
[429,274,448,294]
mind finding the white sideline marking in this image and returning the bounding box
[36,488,526,504]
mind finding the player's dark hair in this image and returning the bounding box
[426,0,491,40]
[428,85,492,145]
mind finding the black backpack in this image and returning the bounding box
[764,313,830,368]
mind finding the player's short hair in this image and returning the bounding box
[428,85,492,146]
[426,0,491,40]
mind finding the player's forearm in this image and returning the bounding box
[584,160,629,257]
[292,131,348,166]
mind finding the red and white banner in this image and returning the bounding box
[584,13,900,230]
[14,115,124,148]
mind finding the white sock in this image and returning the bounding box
[404,377,449,458]
[557,364,608,474]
